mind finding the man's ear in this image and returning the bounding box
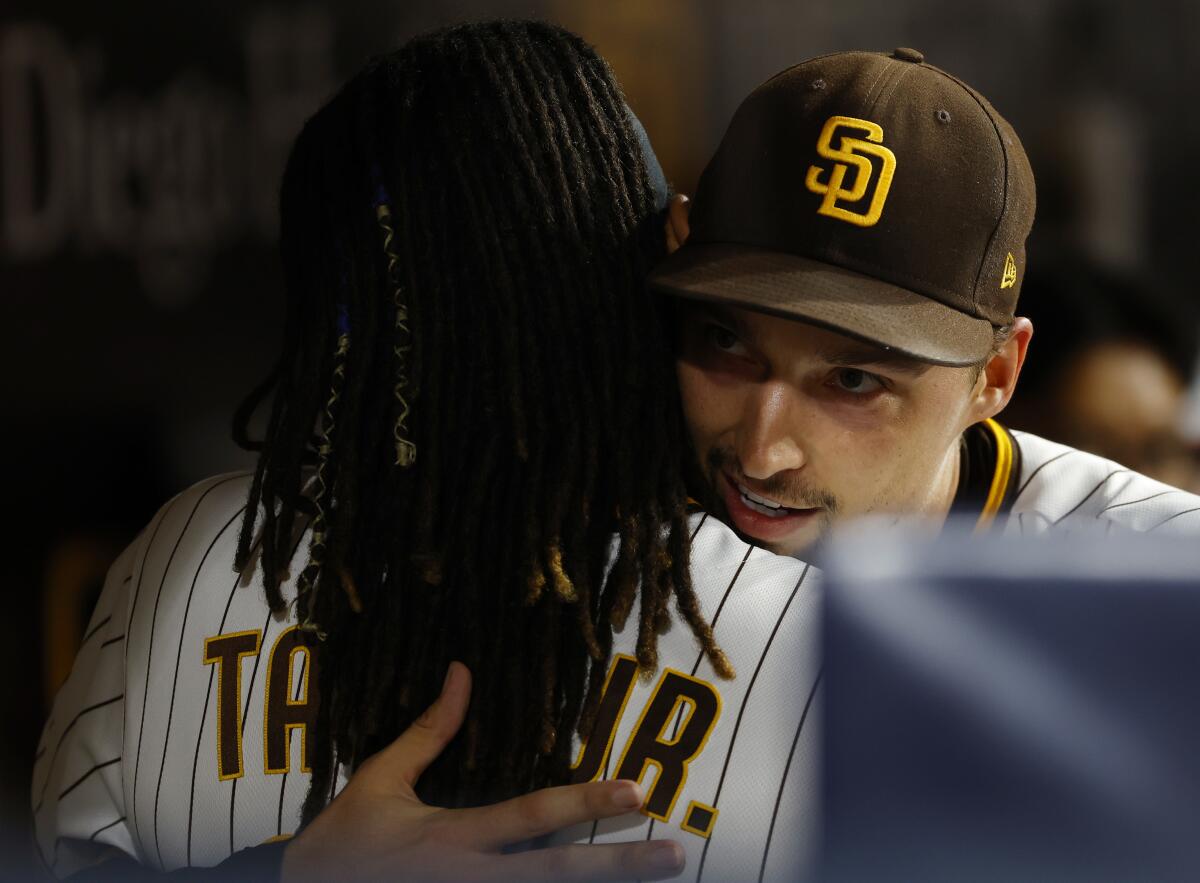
[665,194,691,254]
[970,317,1033,423]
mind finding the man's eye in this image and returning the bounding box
[832,367,884,394]
[706,325,745,354]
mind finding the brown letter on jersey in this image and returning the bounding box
[203,630,262,780]
[570,654,639,784]
[614,670,721,821]
[264,626,320,774]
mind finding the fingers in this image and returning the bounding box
[365,661,472,790]
[667,193,691,252]
[498,840,685,883]
[463,779,646,850]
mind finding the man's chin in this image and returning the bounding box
[731,522,825,558]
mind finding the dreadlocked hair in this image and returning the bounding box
[232,19,732,825]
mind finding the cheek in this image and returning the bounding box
[858,409,961,510]
[675,360,736,446]
[816,405,948,512]
[821,425,901,507]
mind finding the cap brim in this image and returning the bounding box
[649,243,993,366]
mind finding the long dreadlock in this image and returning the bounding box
[233,20,732,824]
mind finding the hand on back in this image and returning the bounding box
[281,662,685,882]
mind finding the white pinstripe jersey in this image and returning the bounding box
[31,473,819,880]
[33,427,1200,880]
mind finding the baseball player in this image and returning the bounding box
[33,22,819,882]
[651,48,1200,556]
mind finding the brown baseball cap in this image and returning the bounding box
[650,48,1036,366]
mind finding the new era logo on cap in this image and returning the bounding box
[650,48,1036,366]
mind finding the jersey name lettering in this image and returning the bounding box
[571,654,722,836]
[203,626,318,780]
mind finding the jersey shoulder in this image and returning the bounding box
[129,468,296,636]
[1007,431,1200,535]
[32,470,281,876]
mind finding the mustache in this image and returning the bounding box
[706,447,839,513]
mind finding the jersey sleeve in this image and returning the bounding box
[32,533,146,877]
[1008,431,1200,535]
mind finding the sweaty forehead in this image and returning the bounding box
[678,298,933,376]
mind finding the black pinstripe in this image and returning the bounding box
[130,476,246,853]
[48,812,129,874]
[152,505,247,868]
[80,615,113,648]
[1098,490,1176,514]
[639,539,755,847]
[75,575,129,652]
[35,722,52,758]
[89,815,127,841]
[758,669,823,883]
[101,635,125,648]
[1014,449,1075,501]
[51,580,128,797]
[34,694,124,815]
[1149,506,1200,531]
[694,565,811,883]
[59,757,121,801]
[1052,470,1130,525]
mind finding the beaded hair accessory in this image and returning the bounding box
[294,303,352,638]
[371,165,418,468]
[295,166,419,636]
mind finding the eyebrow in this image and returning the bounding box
[687,302,745,332]
[689,302,931,377]
[824,347,931,376]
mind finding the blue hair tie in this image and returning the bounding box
[370,163,390,208]
[336,303,350,336]
[624,105,671,213]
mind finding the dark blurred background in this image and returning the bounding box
[5,0,1200,877]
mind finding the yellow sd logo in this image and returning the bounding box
[805,116,897,227]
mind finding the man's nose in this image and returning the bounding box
[736,381,806,479]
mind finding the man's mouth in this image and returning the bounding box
[735,480,796,517]
[718,471,821,543]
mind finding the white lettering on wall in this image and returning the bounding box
[1,9,336,305]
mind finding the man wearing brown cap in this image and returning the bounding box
[656,47,1200,556]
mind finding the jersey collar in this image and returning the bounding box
[951,418,1022,532]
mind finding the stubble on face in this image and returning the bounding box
[702,445,840,555]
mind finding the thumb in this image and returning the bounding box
[667,193,691,250]
[370,661,472,792]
